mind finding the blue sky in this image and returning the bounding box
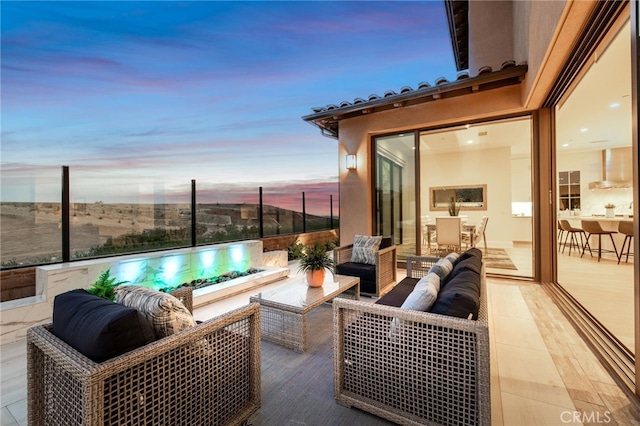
[1,1,456,209]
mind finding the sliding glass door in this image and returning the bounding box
[374,134,416,258]
[418,117,534,278]
[555,18,635,354]
[372,118,534,277]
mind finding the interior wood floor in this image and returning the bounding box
[477,241,634,353]
[2,267,639,425]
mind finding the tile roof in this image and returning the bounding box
[302,61,527,138]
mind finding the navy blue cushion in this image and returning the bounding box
[52,289,156,362]
[430,269,481,320]
[445,249,482,285]
[375,277,419,307]
[379,237,393,250]
[452,247,483,268]
[336,262,377,294]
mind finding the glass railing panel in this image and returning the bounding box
[262,188,301,236]
[195,185,260,244]
[1,164,62,268]
[304,183,339,232]
[69,168,191,259]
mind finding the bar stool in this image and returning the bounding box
[559,220,588,256]
[581,220,618,262]
[618,220,634,264]
[557,220,564,248]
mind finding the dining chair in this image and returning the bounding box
[462,216,489,252]
[557,220,564,248]
[435,216,462,255]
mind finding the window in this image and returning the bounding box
[558,171,580,212]
[430,185,487,210]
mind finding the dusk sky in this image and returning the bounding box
[1,1,456,211]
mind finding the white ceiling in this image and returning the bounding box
[419,117,531,157]
[409,20,632,159]
[556,20,632,153]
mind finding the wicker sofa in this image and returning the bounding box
[27,291,261,426]
[333,236,397,297]
[333,250,489,426]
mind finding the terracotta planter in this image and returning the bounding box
[306,269,325,287]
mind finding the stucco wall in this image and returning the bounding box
[468,0,596,109]
[468,0,514,76]
[521,0,596,107]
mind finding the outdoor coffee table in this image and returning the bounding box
[249,274,360,352]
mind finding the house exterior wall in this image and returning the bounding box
[335,0,601,246]
[468,1,514,75]
[338,84,524,244]
[468,0,597,108]
[521,0,596,107]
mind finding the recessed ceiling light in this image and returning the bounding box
[562,143,569,148]
[465,124,470,129]
[580,128,589,132]
[467,140,473,144]
[609,102,620,108]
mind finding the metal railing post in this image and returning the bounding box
[191,179,196,246]
[259,187,264,238]
[62,166,70,262]
[302,191,306,233]
[330,194,334,229]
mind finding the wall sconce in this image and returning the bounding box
[346,154,357,170]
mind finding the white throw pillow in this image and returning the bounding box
[350,235,383,265]
[389,273,441,341]
[428,257,454,281]
[445,252,460,264]
[400,273,441,312]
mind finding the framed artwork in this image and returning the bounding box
[430,184,487,211]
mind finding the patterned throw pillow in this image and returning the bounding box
[115,285,196,339]
[350,235,383,265]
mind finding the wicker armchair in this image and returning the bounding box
[333,237,397,297]
[333,256,489,426]
[27,300,261,426]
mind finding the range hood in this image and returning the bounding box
[588,147,633,189]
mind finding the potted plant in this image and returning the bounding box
[605,203,615,218]
[298,243,336,287]
[448,196,461,216]
[87,269,128,301]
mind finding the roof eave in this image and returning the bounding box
[444,0,469,71]
[302,64,527,136]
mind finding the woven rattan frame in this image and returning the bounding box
[27,303,261,426]
[333,256,490,426]
[168,287,194,313]
[333,243,397,297]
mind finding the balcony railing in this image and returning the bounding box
[1,165,339,269]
